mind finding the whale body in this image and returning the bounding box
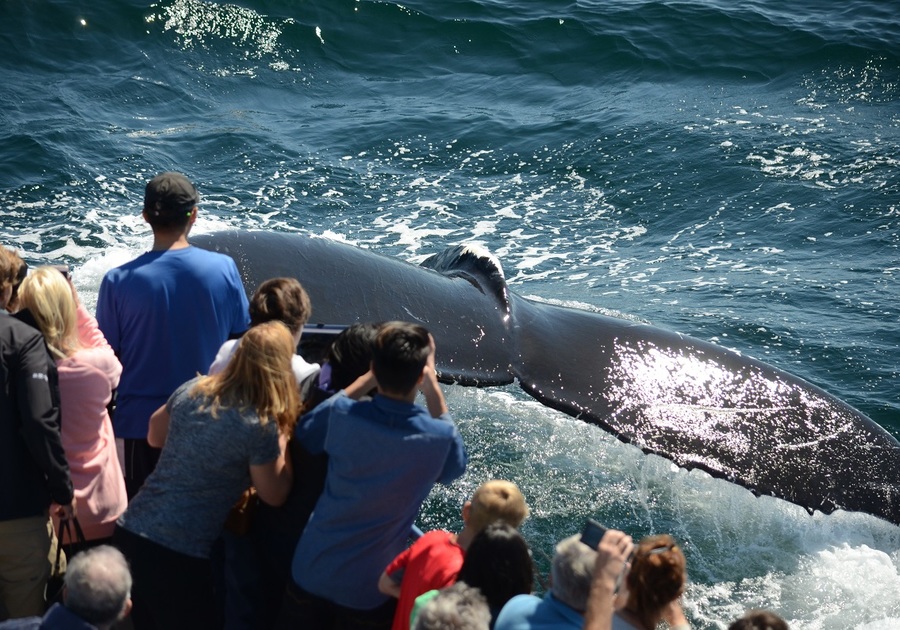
[193,230,900,527]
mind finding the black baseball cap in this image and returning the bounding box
[144,172,199,217]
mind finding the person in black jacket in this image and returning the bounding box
[0,246,74,620]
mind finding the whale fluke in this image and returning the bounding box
[193,230,900,526]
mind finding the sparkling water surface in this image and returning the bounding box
[2,0,899,626]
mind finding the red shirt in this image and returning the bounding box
[385,530,464,630]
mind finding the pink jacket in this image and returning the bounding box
[53,303,126,541]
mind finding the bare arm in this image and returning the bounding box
[583,529,634,630]
[420,334,448,418]
[345,369,378,400]
[251,431,293,507]
[378,571,402,599]
[71,277,111,351]
[147,403,170,448]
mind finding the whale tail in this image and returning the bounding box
[194,230,900,526]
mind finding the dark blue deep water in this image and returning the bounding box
[2,0,899,626]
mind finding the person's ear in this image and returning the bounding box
[0,285,12,311]
[120,598,134,620]
[461,501,472,523]
[188,206,198,225]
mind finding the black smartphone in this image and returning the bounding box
[53,264,70,280]
[580,518,606,549]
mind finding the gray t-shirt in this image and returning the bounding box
[119,377,281,558]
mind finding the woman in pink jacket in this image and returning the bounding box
[19,266,126,545]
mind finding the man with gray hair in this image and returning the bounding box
[0,546,132,630]
[493,534,596,629]
[413,583,491,630]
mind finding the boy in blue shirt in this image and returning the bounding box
[277,321,467,630]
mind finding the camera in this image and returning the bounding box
[579,518,606,550]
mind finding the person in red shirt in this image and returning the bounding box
[378,479,529,630]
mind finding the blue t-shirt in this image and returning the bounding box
[291,392,467,610]
[118,378,280,558]
[96,246,249,438]
[494,593,584,630]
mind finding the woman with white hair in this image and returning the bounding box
[62,545,133,629]
[413,583,490,630]
[494,533,596,629]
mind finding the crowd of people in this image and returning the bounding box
[0,172,791,630]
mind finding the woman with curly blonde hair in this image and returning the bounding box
[613,534,690,630]
[113,320,299,629]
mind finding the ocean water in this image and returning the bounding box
[2,0,899,627]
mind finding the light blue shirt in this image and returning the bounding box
[494,592,584,630]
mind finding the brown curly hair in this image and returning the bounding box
[623,534,687,628]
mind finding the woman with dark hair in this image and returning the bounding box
[457,522,534,620]
[252,322,382,628]
[612,534,690,630]
[728,610,788,630]
[413,522,534,628]
[209,276,319,393]
[306,322,381,408]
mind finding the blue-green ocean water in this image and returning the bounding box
[2,0,899,626]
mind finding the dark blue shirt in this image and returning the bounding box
[0,603,97,630]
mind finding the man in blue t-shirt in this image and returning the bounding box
[277,321,467,630]
[96,172,249,498]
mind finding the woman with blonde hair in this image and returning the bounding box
[612,534,690,630]
[18,266,126,546]
[112,320,298,629]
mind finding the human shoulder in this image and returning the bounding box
[404,529,456,557]
[0,615,41,629]
[419,529,454,543]
[102,249,160,275]
[506,593,542,610]
[209,339,239,375]
[1,313,50,360]
[1,310,42,339]
[183,244,234,262]
[168,376,203,409]
[292,355,320,383]
[41,603,97,629]
[494,593,543,629]
[181,245,244,278]
[66,345,121,375]
[611,612,641,630]
[412,409,460,438]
